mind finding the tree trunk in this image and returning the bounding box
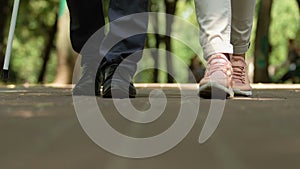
[153,33,160,83]
[148,0,161,83]
[254,0,273,83]
[164,0,178,83]
[38,14,58,83]
[152,0,160,83]
[0,0,10,69]
[53,6,76,84]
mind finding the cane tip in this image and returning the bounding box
[1,69,9,82]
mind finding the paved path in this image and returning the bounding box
[0,84,299,169]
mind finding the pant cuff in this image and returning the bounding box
[202,42,233,60]
[233,43,250,55]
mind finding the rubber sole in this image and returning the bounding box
[233,89,252,97]
[102,88,136,98]
[199,82,234,99]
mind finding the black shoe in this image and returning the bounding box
[72,64,101,96]
[101,62,136,98]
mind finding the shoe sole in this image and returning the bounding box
[102,91,136,98]
[102,79,136,98]
[72,86,101,96]
[102,87,136,98]
[233,89,252,96]
[199,82,234,99]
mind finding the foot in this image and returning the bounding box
[231,55,252,96]
[72,65,101,96]
[199,54,234,99]
[102,61,136,98]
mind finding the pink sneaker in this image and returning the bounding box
[231,55,252,96]
[199,54,234,98]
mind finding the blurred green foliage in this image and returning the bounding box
[5,0,59,83]
[269,0,300,80]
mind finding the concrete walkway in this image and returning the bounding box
[0,84,299,169]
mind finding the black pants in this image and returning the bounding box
[66,0,149,65]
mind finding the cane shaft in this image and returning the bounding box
[3,0,20,70]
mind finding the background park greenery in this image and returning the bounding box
[0,0,299,84]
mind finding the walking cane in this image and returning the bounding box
[2,0,21,81]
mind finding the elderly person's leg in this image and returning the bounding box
[66,0,105,53]
[230,0,256,96]
[100,0,149,98]
[67,0,106,96]
[195,0,234,98]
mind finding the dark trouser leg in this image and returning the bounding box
[101,0,149,63]
[67,0,105,96]
[66,0,105,53]
[101,0,149,98]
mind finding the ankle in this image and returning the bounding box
[209,53,231,61]
[224,53,231,59]
[233,54,246,59]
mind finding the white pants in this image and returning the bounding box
[195,0,256,59]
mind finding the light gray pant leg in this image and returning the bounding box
[231,0,256,54]
[194,0,233,60]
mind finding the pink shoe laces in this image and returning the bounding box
[205,54,232,77]
[232,57,247,84]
